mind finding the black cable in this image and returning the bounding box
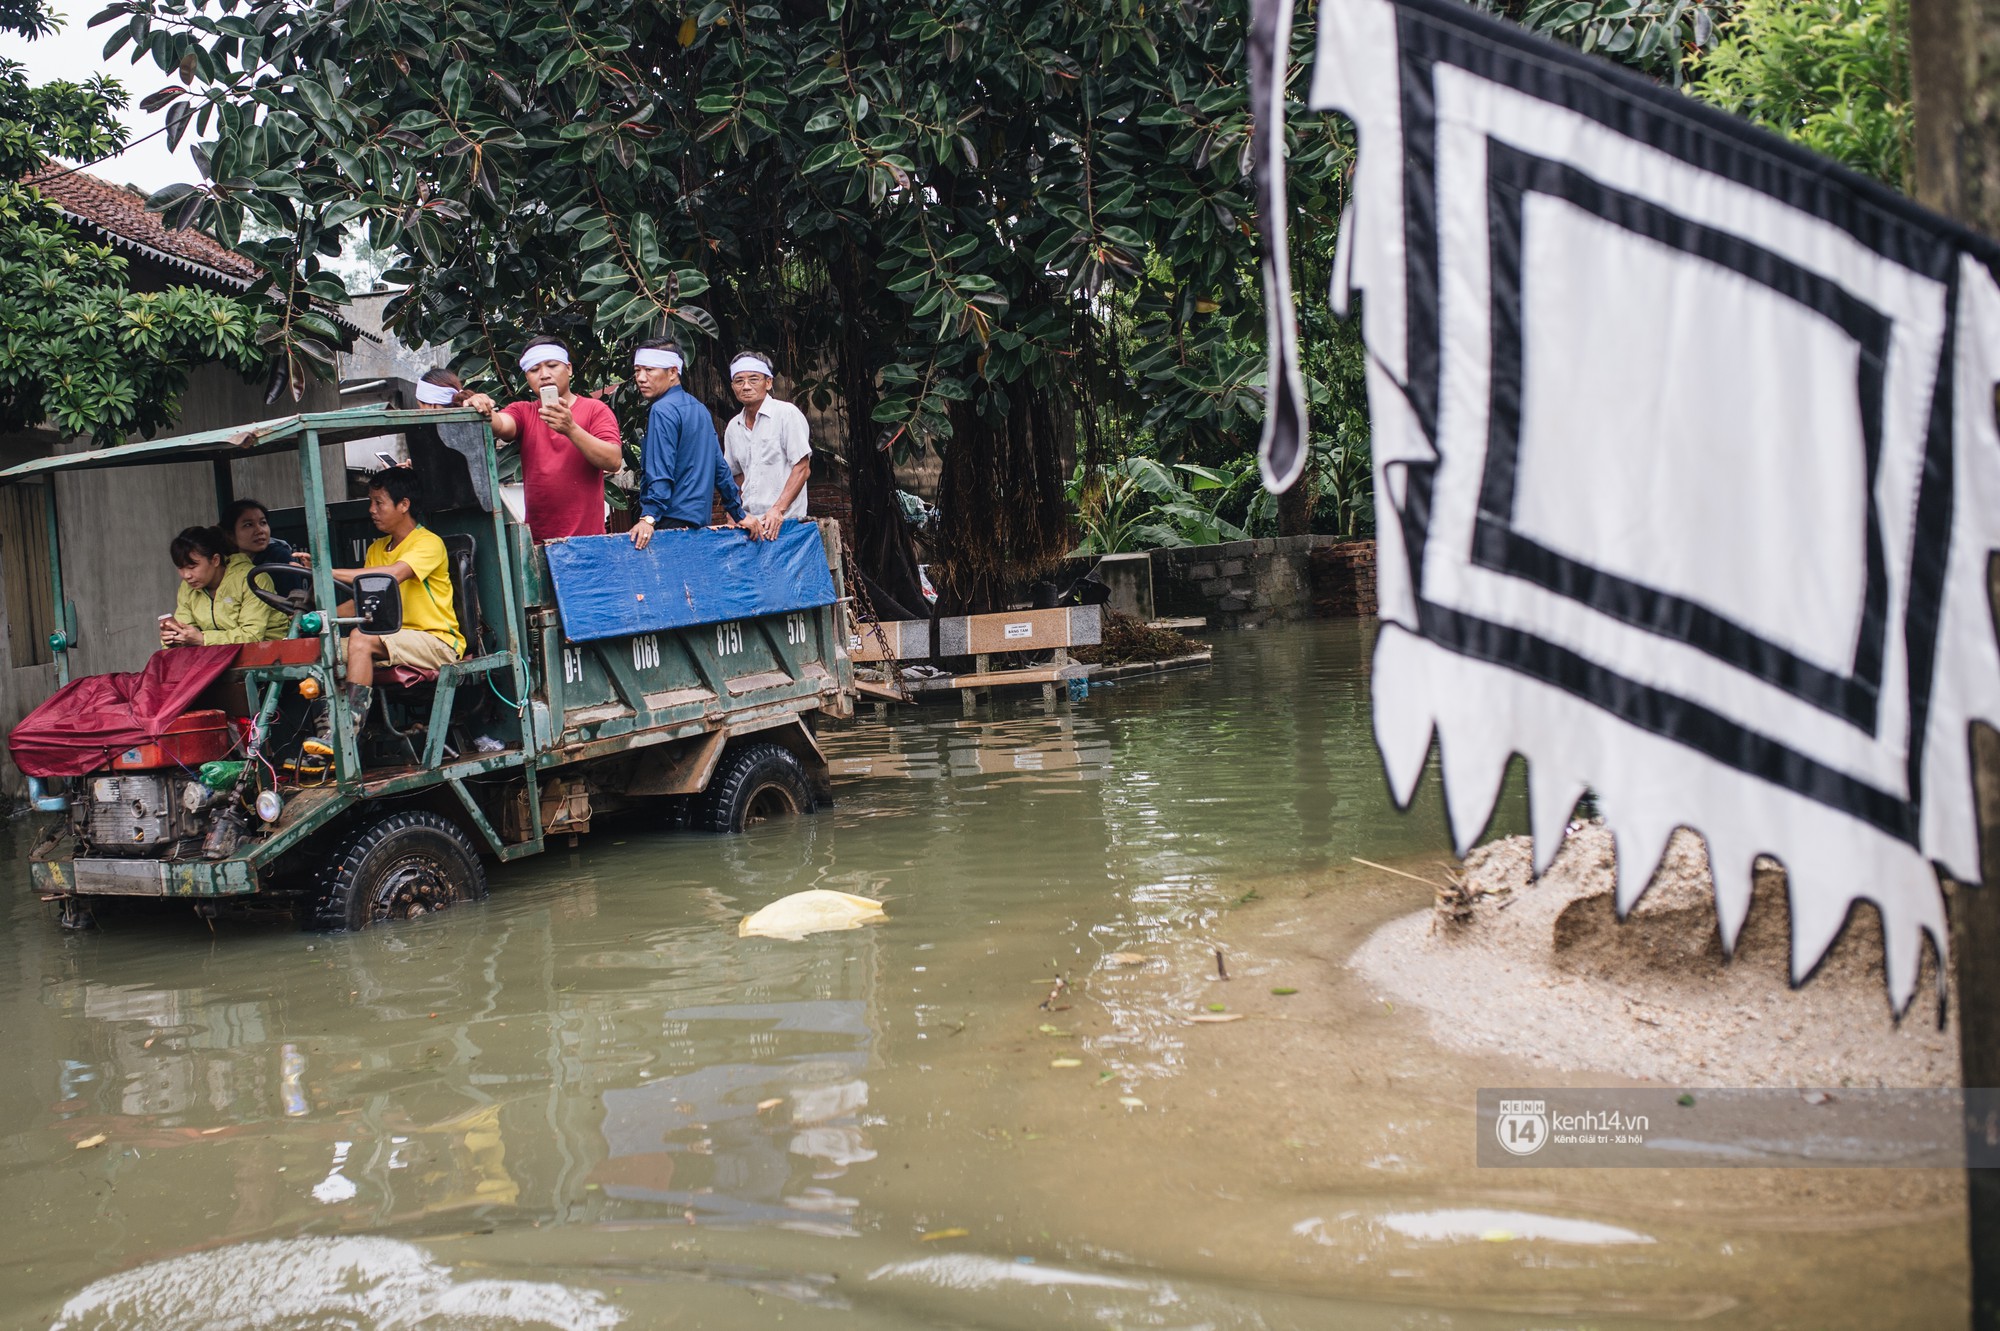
[31,122,173,186]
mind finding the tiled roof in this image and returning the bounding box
[22,166,368,341]
[24,166,261,288]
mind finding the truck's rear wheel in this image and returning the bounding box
[309,810,488,931]
[696,743,814,833]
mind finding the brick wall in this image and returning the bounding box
[1308,540,1377,618]
[806,477,854,547]
[703,473,853,540]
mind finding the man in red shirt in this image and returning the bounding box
[463,339,622,541]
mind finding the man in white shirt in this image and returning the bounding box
[722,350,812,541]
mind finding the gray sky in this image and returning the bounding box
[0,0,199,193]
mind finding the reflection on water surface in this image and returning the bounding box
[0,621,1962,1329]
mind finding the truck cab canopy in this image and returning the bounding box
[0,406,500,513]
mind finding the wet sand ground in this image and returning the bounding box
[1355,825,1960,1088]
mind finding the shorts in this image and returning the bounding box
[380,629,461,670]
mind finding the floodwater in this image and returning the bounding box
[0,621,1965,1329]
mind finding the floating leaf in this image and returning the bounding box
[1118,1096,1145,1108]
[1188,1013,1244,1024]
[1049,1058,1082,1068]
[75,1134,107,1150]
[1206,1003,1227,1012]
[1271,987,1298,996]
[918,1227,969,1242]
[756,1098,783,1111]
[1102,952,1147,967]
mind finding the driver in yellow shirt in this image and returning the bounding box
[296,468,461,751]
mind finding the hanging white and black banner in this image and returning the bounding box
[1254,0,2000,1009]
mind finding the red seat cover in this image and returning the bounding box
[7,645,241,778]
[377,665,438,690]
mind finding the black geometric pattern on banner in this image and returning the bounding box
[1477,140,1892,731]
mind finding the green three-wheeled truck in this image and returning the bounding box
[4,406,854,930]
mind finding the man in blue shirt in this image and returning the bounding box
[629,341,746,550]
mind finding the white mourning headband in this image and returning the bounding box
[633,347,684,371]
[413,379,458,405]
[729,354,774,379]
[518,343,570,372]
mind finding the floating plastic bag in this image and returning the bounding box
[738,890,886,940]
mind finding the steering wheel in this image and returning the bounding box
[249,562,317,616]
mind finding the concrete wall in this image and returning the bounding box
[339,289,441,386]
[0,363,341,796]
[1150,535,1377,629]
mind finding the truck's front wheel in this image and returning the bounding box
[696,743,814,833]
[309,811,488,931]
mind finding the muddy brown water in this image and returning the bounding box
[0,621,1964,1329]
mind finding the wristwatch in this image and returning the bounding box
[636,515,655,526]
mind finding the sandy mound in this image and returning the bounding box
[1350,824,1959,1087]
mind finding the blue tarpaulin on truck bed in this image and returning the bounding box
[545,522,838,643]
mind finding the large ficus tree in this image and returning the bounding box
[102,0,1348,608]
[0,1,265,445]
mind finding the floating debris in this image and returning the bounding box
[1432,865,1478,929]
[1070,611,1198,666]
[738,890,886,940]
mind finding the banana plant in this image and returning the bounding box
[1067,457,1250,556]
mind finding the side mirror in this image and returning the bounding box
[351,571,403,636]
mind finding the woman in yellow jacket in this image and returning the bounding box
[159,525,289,647]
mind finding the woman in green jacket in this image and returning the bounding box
[159,526,289,647]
